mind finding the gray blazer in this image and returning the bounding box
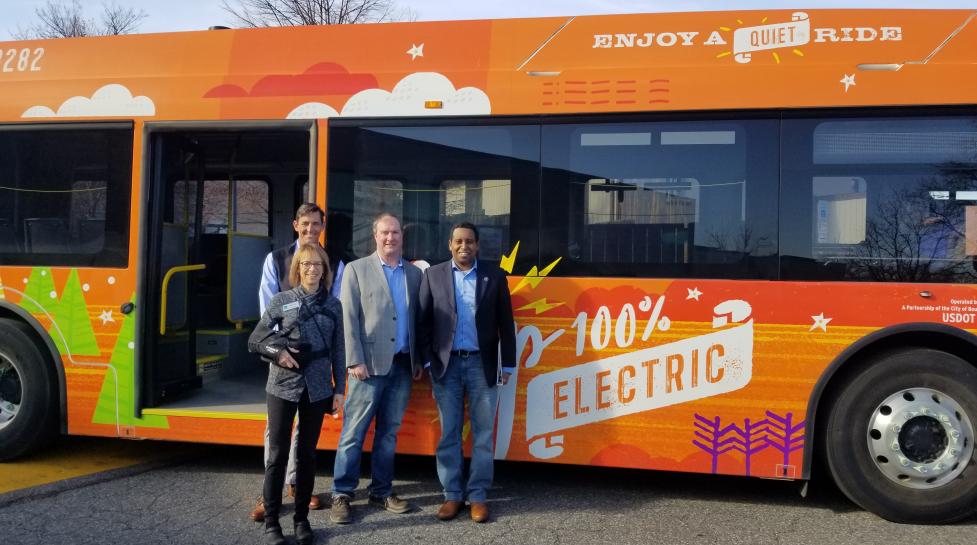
[340,254,422,376]
[248,286,346,403]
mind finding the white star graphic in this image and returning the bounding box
[840,73,856,92]
[99,310,115,324]
[406,43,424,60]
[686,287,702,301]
[810,312,832,332]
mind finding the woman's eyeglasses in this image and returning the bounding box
[300,261,325,270]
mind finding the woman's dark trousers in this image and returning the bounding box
[264,390,329,523]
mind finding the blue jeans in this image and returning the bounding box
[331,354,412,499]
[432,354,499,502]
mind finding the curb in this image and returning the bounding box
[0,452,199,510]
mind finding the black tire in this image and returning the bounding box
[0,318,58,461]
[823,348,977,523]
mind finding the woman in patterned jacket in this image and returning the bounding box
[249,243,345,545]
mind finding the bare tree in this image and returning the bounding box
[99,3,149,35]
[846,167,977,283]
[221,0,413,27]
[14,1,147,39]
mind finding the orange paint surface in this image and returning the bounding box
[1,9,976,479]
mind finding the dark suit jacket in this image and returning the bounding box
[417,259,517,386]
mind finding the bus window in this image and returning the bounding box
[0,125,132,267]
[234,180,270,236]
[352,179,403,257]
[171,179,269,236]
[328,124,538,269]
[540,119,779,278]
[440,179,511,261]
[782,115,977,282]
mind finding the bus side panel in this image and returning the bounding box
[0,265,141,439]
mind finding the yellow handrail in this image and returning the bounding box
[160,264,206,335]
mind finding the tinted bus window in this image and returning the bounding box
[540,119,779,278]
[781,116,977,282]
[0,125,132,267]
[328,124,539,269]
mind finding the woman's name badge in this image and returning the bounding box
[282,301,301,312]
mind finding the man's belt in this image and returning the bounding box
[450,349,480,358]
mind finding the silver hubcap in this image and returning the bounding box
[867,387,974,489]
[0,352,22,431]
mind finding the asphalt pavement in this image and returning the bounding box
[1,439,976,545]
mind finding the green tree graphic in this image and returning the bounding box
[20,267,59,317]
[92,294,168,429]
[53,269,100,356]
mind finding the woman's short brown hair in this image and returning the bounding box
[289,243,332,291]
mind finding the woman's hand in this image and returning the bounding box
[331,394,345,419]
[276,347,300,369]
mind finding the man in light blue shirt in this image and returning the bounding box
[330,213,423,524]
[259,206,344,316]
[417,222,517,523]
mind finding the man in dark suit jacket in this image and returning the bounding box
[417,222,516,524]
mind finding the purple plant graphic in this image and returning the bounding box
[693,411,806,475]
[762,410,806,467]
[692,414,742,474]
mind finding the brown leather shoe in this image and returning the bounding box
[469,501,490,523]
[308,494,322,510]
[287,485,322,510]
[436,500,463,521]
[250,498,265,522]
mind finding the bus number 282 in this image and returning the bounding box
[2,48,44,73]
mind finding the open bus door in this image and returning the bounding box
[144,135,208,404]
[141,126,311,409]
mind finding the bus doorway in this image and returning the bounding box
[141,127,313,412]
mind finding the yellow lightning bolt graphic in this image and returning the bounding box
[517,298,565,315]
[512,257,562,294]
[500,241,520,274]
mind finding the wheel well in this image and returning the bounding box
[0,304,67,434]
[802,323,977,481]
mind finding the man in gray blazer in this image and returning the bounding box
[330,212,423,524]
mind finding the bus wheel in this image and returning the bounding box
[824,348,977,523]
[0,318,58,461]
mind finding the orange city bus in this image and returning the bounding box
[1,8,976,523]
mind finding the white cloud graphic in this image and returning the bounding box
[340,72,490,117]
[286,102,340,119]
[22,84,155,118]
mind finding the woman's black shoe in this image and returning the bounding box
[294,519,314,545]
[264,522,287,545]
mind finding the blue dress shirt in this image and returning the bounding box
[451,261,480,352]
[379,254,410,354]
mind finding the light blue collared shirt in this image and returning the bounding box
[379,253,409,354]
[451,260,479,352]
[259,241,344,316]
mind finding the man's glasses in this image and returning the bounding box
[300,261,325,270]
